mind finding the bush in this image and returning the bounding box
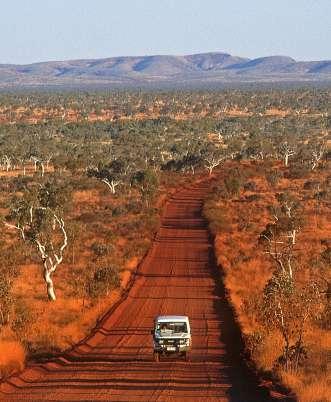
[224,176,242,197]
[87,265,120,298]
[245,194,261,202]
[112,205,127,216]
[91,242,111,258]
[244,181,257,192]
[265,170,283,187]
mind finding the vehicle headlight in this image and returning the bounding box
[157,339,164,344]
[180,339,189,345]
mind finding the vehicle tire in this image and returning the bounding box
[154,352,160,362]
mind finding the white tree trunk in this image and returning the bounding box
[43,267,56,301]
[284,153,289,167]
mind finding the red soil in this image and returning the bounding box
[0,179,291,401]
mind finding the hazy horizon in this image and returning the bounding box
[2,0,330,64]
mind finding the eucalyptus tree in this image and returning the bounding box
[260,193,323,371]
[204,147,226,176]
[263,270,322,371]
[278,140,297,167]
[87,158,126,194]
[4,181,71,301]
[259,192,303,279]
[309,140,326,171]
[131,169,159,207]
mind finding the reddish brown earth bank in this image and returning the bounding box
[0,180,291,401]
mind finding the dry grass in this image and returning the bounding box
[205,160,330,401]
[0,340,25,380]
[281,371,331,402]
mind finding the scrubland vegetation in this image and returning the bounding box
[0,88,329,401]
[204,157,330,401]
[0,88,329,124]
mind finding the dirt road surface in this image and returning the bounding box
[0,180,289,401]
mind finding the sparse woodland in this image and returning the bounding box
[0,89,330,401]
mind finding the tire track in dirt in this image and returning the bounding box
[0,179,290,401]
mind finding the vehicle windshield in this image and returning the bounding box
[156,321,187,334]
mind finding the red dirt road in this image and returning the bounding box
[1,181,286,401]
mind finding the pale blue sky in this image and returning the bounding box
[2,0,330,64]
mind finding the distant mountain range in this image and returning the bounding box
[0,52,330,89]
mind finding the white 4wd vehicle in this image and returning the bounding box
[152,315,191,362]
